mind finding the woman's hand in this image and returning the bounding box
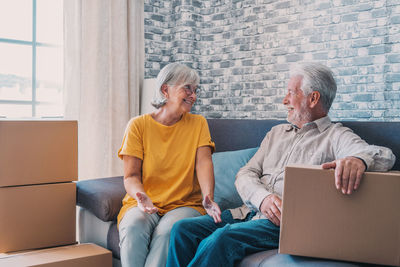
[136,192,158,214]
[122,156,157,214]
[203,195,222,223]
[195,147,221,223]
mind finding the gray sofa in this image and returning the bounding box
[76,119,400,267]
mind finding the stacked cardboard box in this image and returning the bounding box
[0,121,111,266]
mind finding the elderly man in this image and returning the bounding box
[166,63,396,267]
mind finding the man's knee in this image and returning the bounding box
[207,224,234,248]
[170,218,192,240]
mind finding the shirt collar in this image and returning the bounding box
[285,123,297,132]
[310,116,332,132]
[285,116,332,133]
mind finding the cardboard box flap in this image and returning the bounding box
[279,165,400,266]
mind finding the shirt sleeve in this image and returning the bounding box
[197,116,215,153]
[235,132,272,211]
[118,117,144,160]
[334,126,396,171]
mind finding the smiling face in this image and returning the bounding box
[163,82,198,114]
[282,75,312,128]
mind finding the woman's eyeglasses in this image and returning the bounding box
[183,85,200,95]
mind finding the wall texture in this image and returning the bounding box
[144,0,400,121]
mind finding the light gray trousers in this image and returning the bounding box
[119,206,201,267]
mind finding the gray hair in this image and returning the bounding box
[290,62,337,113]
[151,63,200,108]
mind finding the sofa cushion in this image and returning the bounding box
[213,147,258,210]
[76,176,125,222]
[107,222,120,259]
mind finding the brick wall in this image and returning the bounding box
[144,0,400,121]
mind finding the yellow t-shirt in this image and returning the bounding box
[117,112,215,225]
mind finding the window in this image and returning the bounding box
[0,0,63,118]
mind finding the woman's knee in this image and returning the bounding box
[120,220,152,248]
[151,223,175,244]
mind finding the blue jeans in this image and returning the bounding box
[167,210,280,267]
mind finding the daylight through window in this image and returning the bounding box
[0,0,63,118]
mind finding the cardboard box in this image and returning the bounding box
[279,165,400,266]
[0,182,76,253]
[0,120,78,187]
[0,243,112,267]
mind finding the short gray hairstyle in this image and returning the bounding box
[151,63,200,108]
[290,62,337,113]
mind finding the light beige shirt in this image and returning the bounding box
[231,116,396,220]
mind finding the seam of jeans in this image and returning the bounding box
[226,234,279,260]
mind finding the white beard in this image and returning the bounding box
[287,98,312,127]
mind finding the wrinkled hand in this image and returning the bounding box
[322,156,366,195]
[203,195,222,223]
[136,192,158,214]
[260,194,282,226]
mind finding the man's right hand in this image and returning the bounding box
[260,194,282,226]
[136,192,158,214]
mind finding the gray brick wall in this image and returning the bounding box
[144,0,400,121]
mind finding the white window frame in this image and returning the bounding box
[0,0,62,118]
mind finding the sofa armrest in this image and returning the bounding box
[76,176,125,222]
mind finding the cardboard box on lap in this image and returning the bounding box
[0,243,112,267]
[0,182,76,253]
[0,120,78,187]
[279,165,400,266]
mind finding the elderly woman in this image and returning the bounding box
[117,63,222,267]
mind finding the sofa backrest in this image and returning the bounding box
[340,121,400,171]
[76,118,400,223]
[207,119,285,152]
[207,119,400,171]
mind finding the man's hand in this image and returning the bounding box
[136,192,158,214]
[260,194,282,226]
[203,195,222,223]
[322,156,366,195]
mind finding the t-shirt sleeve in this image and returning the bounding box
[118,117,144,160]
[198,116,215,153]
